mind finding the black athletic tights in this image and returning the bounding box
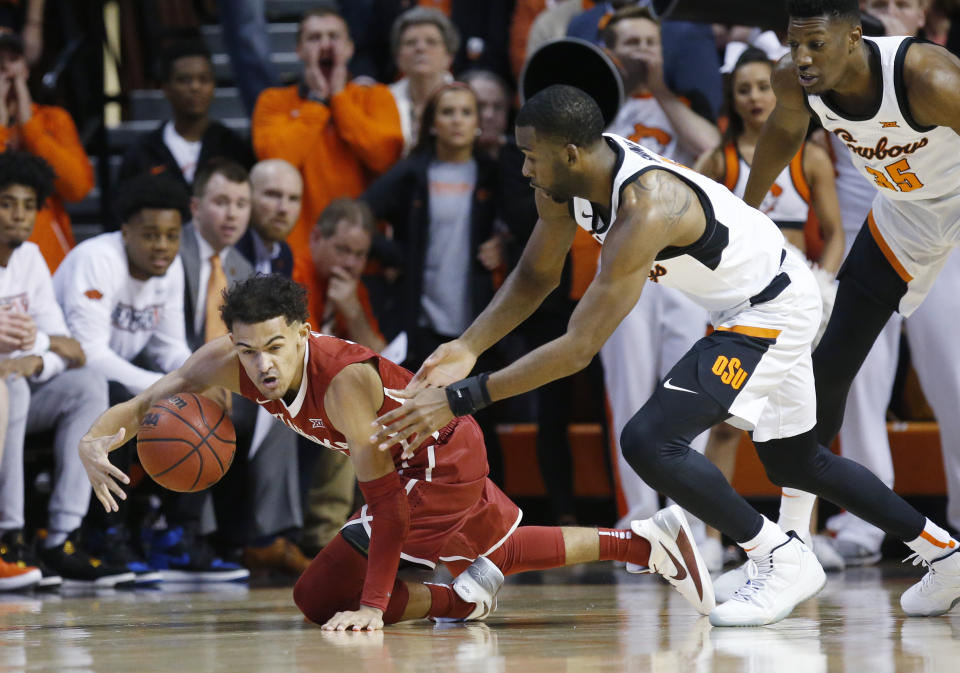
[621,274,926,543]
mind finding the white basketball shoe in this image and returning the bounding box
[629,505,716,615]
[709,532,826,627]
[900,549,960,617]
[713,530,839,603]
[448,556,504,621]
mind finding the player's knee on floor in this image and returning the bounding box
[293,535,365,624]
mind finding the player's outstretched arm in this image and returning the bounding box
[79,336,241,513]
[743,57,811,208]
[804,141,845,273]
[693,145,726,183]
[376,172,689,454]
[410,189,577,389]
[903,43,960,137]
[323,362,403,632]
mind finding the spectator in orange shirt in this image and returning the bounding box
[294,197,385,353]
[252,3,403,276]
[0,29,93,271]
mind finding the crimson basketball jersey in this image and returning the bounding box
[237,332,521,569]
[237,332,452,462]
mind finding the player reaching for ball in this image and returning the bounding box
[78,273,715,631]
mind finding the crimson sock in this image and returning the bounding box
[425,583,475,620]
[382,579,410,624]
[598,528,651,567]
[487,526,566,576]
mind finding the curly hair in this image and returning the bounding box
[0,151,56,207]
[114,172,191,224]
[787,0,860,22]
[220,274,310,330]
[516,84,604,148]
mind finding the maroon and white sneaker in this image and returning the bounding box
[630,505,716,615]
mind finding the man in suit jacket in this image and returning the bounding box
[234,159,301,278]
[174,159,310,576]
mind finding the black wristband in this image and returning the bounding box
[445,373,492,417]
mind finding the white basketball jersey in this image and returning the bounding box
[571,134,786,313]
[723,141,810,230]
[806,36,960,201]
[607,94,696,166]
[829,132,876,235]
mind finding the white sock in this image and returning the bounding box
[777,488,816,544]
[740,516,789,558]
[905,519,959,563]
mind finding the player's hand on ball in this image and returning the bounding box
[408,339,477,391]
[372,386,453,459]
[78,428,130,513]
[321,606,384,631]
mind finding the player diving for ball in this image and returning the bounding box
[370,83,960,627]
[77,272,715,631]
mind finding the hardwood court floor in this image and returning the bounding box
[2,563,959,673]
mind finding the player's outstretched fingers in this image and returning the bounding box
[321,610,384,632]
[104,476,127,502]
[400,428,434,460]
[95,483,117,513]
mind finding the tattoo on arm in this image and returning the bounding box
[635,170,693,228]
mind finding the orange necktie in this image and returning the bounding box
[205,254,228,341]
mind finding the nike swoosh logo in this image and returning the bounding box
[660,543,687,581]
[674,526,704,601]
[663,378,697,394]
[581,211,591,219]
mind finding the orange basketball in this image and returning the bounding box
[137,393,236,492]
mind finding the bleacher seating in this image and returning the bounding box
[67,2,306,240]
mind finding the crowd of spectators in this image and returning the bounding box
[1,0,958,590]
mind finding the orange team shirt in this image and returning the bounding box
[292,254,384,344]
[252,82,403,275]
[0,103,94,271]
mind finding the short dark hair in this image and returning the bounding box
[159,39,212,83]
[786,0,860,22]
[115,172,191,224]
[220,274,309,330]
[315,197,375,238]
[193,158,249,197]
[516,85,604,148]
[390,7,460,58]
[0,151,56,207]
[601,6,659,50]
[297,2,348,43]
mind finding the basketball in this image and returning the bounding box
[136,393,236,493]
